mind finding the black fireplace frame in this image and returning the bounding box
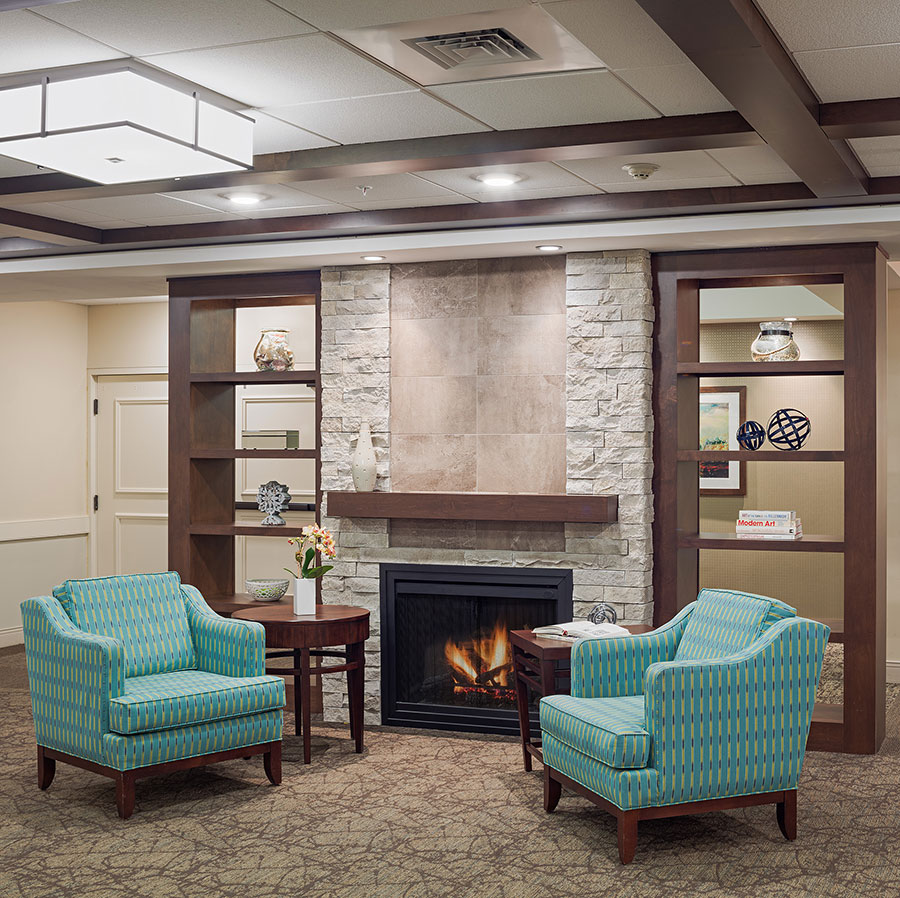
[380,562,573,736]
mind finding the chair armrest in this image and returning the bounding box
[644,617,830,803]
[570,604,694,698]
[21,596,124,763]
[182,585,267,678]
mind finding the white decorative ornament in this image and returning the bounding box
[351,423,377,492]
[292,577,316,616]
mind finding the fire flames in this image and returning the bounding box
[444,622,514,697]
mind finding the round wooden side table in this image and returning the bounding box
[233,604,370,764]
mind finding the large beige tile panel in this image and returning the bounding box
[392,318,477,377]
[391,375,477,435]
[478,314,566,376]
[390,261,478,320]
[477,375,565,435]
[476,434,566,493]
[392,434,477,492]
[477,256,567,318]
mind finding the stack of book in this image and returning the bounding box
[735,510,803,540]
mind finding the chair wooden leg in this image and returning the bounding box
[617,810,638,864]
[777,789,797,841]
[115,772,135,820]
[543,766,561,813]
[264,742,282,786]
[37,746,55,790]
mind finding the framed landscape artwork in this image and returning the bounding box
[699,385,746,496]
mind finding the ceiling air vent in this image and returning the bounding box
[402,28,541,70]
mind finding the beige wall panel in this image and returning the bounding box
[0,535,87,641]
[88,301,168,370]
[887,291,900,677]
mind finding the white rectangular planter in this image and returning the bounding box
[292,577,316,616]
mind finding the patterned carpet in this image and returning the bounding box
[2,647,899,898]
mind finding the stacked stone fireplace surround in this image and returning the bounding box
[319,251,654,724]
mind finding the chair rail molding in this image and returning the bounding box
[0,516,90,543]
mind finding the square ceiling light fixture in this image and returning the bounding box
[0,61,253,184]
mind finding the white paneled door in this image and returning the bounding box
[96,375,169,576]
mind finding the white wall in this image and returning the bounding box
[0,301,89,644]
[88,301,168,370]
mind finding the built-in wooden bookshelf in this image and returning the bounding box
[167,270,321,607]
[652,243,887,755]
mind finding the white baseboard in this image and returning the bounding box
[887,660,900,684]
[0,626,23,648]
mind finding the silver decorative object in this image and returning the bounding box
[245,578,289,601]
[588,602,618,624]
[750,320,800,362]
[257,480,291,526]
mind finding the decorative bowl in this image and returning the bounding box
[245,578,290,602]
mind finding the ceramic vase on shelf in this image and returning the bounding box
[254,328,294,371]
[292,577,316,616]
[750,320,800,362]
[352,422,377,491]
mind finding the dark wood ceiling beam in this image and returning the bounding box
[0,206,101,243]
[634,0,868,198]
[820,98,900,139]
[0,113,762,204]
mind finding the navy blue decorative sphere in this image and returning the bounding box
[736,420,766,451]
[766,408,811,450]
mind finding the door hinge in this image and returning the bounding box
[93,398,99,415]
[93,495,99,512]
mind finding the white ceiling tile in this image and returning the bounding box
[0,200,116,223]
[241,203,354,218]
[755,0,900,52]
[93,220,148,229]
[613,65,733,115]
[556,150,739,190]
[50,193,219,222]
[267,92,489,143]
[33,0,315,56]
[162,183,334,213]
[542,0,688,69]
[115,212,248,226]
[706,146,802,185]
[794,46,900,102]
[248,112,337,155]
[430,71,657,130]
[415,161,592,197]
[267,0,521,30]
[147,34,413,109]
[472,185,604,201]
[0,9,124,74]
[848,137,900,177]
[0,155,44,178]
[287,173,458,204]
[346,194,477,211]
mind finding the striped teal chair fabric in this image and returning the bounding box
[22,572,285,818]
[539,589,829,863]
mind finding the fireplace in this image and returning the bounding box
[380,563,573,735]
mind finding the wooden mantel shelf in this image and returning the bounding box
[325,491,618,524]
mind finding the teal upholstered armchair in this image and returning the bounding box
[539,589,830,863]
[21,572,285,818]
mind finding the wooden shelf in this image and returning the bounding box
[190,523,309,537]
[677,450,844,462]
[678,532,844,551]
[191,449,316,459]
[189,370,318,384]
[326,491,618,523]
[677,361,844,376]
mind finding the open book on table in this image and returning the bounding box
[532,621,631,641]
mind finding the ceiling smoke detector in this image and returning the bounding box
[622,163,660,181]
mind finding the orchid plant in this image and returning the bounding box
[284,524,337,580]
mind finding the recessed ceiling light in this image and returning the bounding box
[474,172,522,187]
[784,317,798,322]
[536,244,563,252]
[361,255,386,261]
[223,191,268,206]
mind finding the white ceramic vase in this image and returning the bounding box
[352,422,377,491]
[292,577,316,616]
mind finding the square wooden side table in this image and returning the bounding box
[509,625,651,772]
